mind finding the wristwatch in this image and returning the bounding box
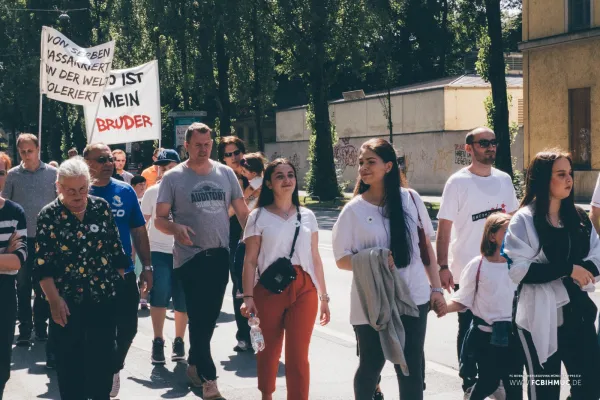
[319,293,330,303]
[431,287,444,294]
[439,264,449,270]
[143,265,153,272]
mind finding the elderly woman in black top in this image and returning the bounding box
[34,157,130,400]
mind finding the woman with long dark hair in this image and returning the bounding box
[504,149,600,400]
[332,138,445,400]
[241,158,330,400]
[218,136,252,352]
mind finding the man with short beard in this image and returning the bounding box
[436,127,519,393]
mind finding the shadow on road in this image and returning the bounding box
[314,210,341,230]
[127,363,190,399]
[10,335,59,398]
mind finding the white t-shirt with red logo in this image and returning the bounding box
[438,167,518,280]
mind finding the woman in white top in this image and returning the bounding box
[240,152,265,210]
[503,150,600,400]
[332,138,445,400]
[241,158,330,400]
[445,213,522,400]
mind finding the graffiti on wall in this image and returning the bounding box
[333,138,358,172]
[433,148,453,173]
[578,128,591,164]
[270,151,301,171]
[454,144,471,166]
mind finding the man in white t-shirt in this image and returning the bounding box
[437,127,519,392]
[588,176,600,344]
[141,149,187,366]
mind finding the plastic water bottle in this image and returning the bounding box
[248,314,265,353]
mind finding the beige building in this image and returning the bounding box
[267,74,523,194]
[521,0,600,198]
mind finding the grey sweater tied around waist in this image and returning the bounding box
[352,247,419,376]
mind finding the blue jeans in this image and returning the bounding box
[149,252,186,313]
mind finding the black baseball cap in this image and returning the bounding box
[154,149,181,166]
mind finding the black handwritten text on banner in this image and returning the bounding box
[40,26,115,106]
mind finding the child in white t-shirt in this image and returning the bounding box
[444,213,523,400]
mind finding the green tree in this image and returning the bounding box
[482,0,513,177]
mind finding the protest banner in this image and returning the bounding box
[40,26,115,106]
[84,60,161,145]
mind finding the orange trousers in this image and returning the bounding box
[254,265,318,400]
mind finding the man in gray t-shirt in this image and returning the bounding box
[3,133,57,350]
[155,123,248,397]
[157,161,243,268]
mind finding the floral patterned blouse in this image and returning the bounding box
[34,196,130,304]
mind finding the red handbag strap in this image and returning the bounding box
[408,191,424,228]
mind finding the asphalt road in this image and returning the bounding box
[5,209,598,399]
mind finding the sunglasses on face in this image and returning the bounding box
[472,139,499,149]
[224,150,242,158]
[93,156,115,164]
[0,171,6,177]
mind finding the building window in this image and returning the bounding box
[569,87,591,170]
[518,98,524,126]
[568,0,591,31]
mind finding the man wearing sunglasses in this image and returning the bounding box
[83,143,153,398]
[436,127,519,394]
[2,134,57,361]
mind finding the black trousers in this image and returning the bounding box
[52,298,117,400]
[16,239,50,335]
[455,284,476,391]
[0,275,16,399]
[517,318,600,400]
[230,241,250,343]
[468,329,523,400]
[113,272,139,373]
[176,248,229,381]
[353,303,429,400]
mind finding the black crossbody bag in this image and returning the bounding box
[258,208,301,293]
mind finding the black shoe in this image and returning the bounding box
[16,332,32,347]
[172,337,186,362]
[46,353,56,369]
[373,390,384,400]
[233,340,251,352]
[35,330,48,342]
[151,337,166,365]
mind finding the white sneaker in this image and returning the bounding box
[489,382,506,400]
[463,386,473,400]
[233,340,250,352]
[202,380,223,400]
[109,372,120,398]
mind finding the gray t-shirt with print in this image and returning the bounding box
[157,161,243,268]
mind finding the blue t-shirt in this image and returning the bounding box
[90,178,145,273]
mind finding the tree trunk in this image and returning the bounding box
[215,15,231,136]
[439,0,449,76]
[484,0,513,177]
[387,86,393,143]
[307,0,338,200]
[251,4,264,151]
[179,2,190,110]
